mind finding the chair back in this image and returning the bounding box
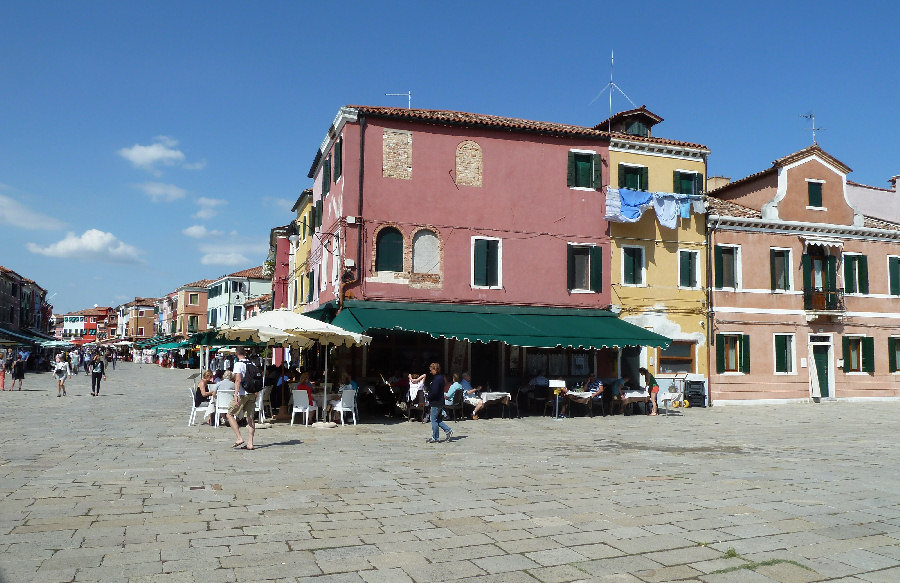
[452,388,464,406]
[216,391,234,409]
[293,388,311,410]
[340,389,357,407]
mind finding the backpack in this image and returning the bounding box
[240,359,264,393]
[92,361,103,374]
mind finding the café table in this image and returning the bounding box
[479,391,513,418]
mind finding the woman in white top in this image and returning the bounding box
[53,354,70,397]
[408,372,426,402]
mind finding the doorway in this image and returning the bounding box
[811,343,831,398]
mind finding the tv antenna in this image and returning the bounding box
[800,112,825,144]
[589,50,637,131]
[386,91,411,109]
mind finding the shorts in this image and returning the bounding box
[54,371,67,381]
[650,385,660,394]
[228,394,256,418]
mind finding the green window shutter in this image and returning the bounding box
[623,248,635,284]
[715,334,725,374]
[589,245,602,292]
[592,154,603,189]
[567,152,576,187]
[801,253,812,308]
[673,171,681,194]
[890,257,900,295]
[474,239,487,286]
[844,256,857,294]
[825,255,837,290]
[808,182,822,207]
[566,245,575,291]
[487,240,499,287]
[618,164,627,188]
[694,173,704,194]
[680,251,690,287]
[640,166,649,191]
[770,249,778,291]
[842,336,851,368]
[323,157,331,197]
[857,255,869,294]
[334,138,342,180]
[862,337,875,373]
[315,200,323,227]
[714,246,724,288]
[888,337,897,373]
[775,335,787,373]
[740,334,750,373]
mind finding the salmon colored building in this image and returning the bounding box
[708,145,900,403]
[301,106,669,389]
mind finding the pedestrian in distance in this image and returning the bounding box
[11,354,25,391]
[53,354,70,397]
[90,354,106,396]
[0,351,5,390]
[426,362,452,443]
[225,346,256,450]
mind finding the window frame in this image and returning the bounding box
[471,236,502,289]
[188,292,200,306]
[773,333,795,375]
[806,179,825,209]
[716,333,750,374]
[770,248,792,292]
[673,170,704,195]
[621,244,645,286]
[714,244,741,290]
[843,253,869,295]
[232,306,243,322]
[412,229,441,275]
[889,256,900,296]
[374,227,405,273]
[889,337,900,373]
[657,340,696,374]
[567,243,602,293]
[618,163,649,191]
[843,335,874,374]
[567,150,602,190]
[678,249,700,289]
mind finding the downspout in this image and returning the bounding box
[706,209,718,408]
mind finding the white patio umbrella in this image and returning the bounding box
[230,309,372,407]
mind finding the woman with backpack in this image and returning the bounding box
[90,353,107,396]
[53,354,70,397]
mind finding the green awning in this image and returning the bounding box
[330,300,670,349]
[154,340,191,351]
[187,331,261,347]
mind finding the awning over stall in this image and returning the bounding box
[329,300,671,349]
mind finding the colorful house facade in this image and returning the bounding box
[708,145,900,402]
[602,107,710,388]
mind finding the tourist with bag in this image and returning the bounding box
[225,346,261,450]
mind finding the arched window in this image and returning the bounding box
[455,141,483,187]
[375,227,404,272]
[412,230,440,274]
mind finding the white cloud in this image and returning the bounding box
[0,194,66,230]
[134,181,187,202]
[194,197,227,219]
[117,136,203,175]
[264,196,294,213]
[26,229,143,264]
[183,224,223,238]
[200,252,250,266]
[198,240,265,267]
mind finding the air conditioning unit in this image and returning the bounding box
[344,258,355,268]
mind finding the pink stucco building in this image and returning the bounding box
[708,145,900,403]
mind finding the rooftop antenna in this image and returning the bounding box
[589,50,637,132]
[800,111,825,144]
[386,91,411,109]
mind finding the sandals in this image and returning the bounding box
[231,441,245,449]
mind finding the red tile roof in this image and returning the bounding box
[229,265,266,279]
[594,105,664,130]
[707,197,762,219]
[348,105,708,150]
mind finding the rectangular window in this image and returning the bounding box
[808,181,823,207]
[658,341,696,373]
[323,155,331,197]
[673,171,703,195]
[888,337,900,373]
[187,315,199,333]
[567,151,602,189]
[137,327,144,336]
[232,306,243,322]
[890,256,900,296]
[774,334,794,374]
[843,336,874,373]
[472,237,501,288]
[716,333,750,373]
[714,245,739,289]
[189,293,199,305]
[618,164,649,191]
[208,310,217,327]
[622,245,645,286]
[679,250,699,288]
[302,217,308,240]
[567,244,602,292]
[770,249,791,291]
[334,137,342,181]
[844,254,869,294]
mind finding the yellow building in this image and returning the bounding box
[290,189,314,312]
[603,107,710,393]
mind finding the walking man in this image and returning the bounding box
[225,346,256,450]
[426,362,452,443]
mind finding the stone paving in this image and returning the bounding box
[1,363,899,582]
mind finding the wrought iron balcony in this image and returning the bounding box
[803,288,845,312]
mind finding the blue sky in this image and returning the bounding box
[2,1,898,314]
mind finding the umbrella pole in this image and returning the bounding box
[323,345,328,422]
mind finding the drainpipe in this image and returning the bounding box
[706,212,719,408]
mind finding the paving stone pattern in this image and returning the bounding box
[1,363,899,582]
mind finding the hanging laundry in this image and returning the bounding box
[606,187,652,222]
[680,199,691,219]
[652,193,679,229]
[692,195,706,214]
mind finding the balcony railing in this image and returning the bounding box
[803,288,845,311]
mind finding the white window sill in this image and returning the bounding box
[472,286,503,290]
[774,372,797,376]
[569,289,597,294]
[719,372,747,376]
[569,186,598,192]
[622,283,647,288]
[678,285,702,290]
[806,206,828,211]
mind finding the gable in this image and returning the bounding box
[775,157,857,226]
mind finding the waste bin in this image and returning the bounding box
[685,380,707,408]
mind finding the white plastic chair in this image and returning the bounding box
[290,388,318,426]
[188,386,209,426]
[333,389,358,426]
[657,379,684,416]
[214,391,234,427]
[254,387,273,423]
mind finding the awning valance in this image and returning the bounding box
[329,300,671,349]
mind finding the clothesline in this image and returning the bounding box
[605,187,705,229]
